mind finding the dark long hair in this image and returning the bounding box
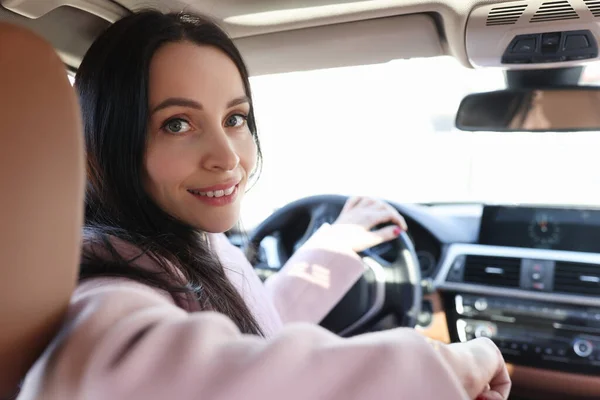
[75,10,264,335]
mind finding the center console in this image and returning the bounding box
[444,293,600,374]
[436,205,600,376]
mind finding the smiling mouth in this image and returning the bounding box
[187,184,238,198]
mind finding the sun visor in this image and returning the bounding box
[466,0,600,69]
[0,4,110,69]
[0,0,126,22]
[235,14,443,76]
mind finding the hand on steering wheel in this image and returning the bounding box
[333,197,408,253]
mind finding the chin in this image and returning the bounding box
[194,214,239,234]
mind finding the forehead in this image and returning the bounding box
[148,41,246,105]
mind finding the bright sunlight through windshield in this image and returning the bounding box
[242,56,600,228]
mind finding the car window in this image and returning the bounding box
[241,56,600,229]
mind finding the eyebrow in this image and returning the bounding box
[151,96,250,114]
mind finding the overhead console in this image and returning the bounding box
[466,0,600,68]
[502,29,598,64]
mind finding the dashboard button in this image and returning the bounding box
[474,298,488,311]
[533,282,545,290]
[474,324,494,338]
[573,339,594,358]
[564,34,590,50]
[542,32,561,47]
[513,38,536,53]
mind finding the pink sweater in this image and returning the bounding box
[17,224,469,400]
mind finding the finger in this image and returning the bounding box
[372,225,403,244]
[0,24,84,396]
[365,208,407,231]
[341,196,362,213]
[488,363,511,399]
[382,203,408,231]
[476,390,504,400]
[472,338,511,400]
[360,200,408,231]
[355,196,375,208]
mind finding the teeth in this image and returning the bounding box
[189,185,236,198]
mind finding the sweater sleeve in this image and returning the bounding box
[19,278,469,400]
[264,223,366,323]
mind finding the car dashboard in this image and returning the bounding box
[413,203,600,399]
[248,201,600,399]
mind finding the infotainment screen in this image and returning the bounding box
[479,205,600,253]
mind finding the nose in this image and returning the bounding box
[201,127,240,172]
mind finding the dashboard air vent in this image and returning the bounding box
[584,0,600,17]
[464,255,521,287]
[554,261,600,296]
[531,1,579,23]
[486,3,527,26]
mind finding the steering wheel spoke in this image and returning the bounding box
[294,203,340,251]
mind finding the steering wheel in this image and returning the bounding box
[246,194,422,336]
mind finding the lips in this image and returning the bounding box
[188,182,240,207]
[188,185,236,198]
[187,179,241,199]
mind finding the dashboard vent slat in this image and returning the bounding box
[464,255,521,288]
[584,0,600,17]
[554,261,600,296]
[486,4,527,26]
[530,0,579,23]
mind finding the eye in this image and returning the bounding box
[224,114,248,128]
[162,118,192,134]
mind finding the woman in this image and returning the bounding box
[0,23,84,399]
[18,10,510,400]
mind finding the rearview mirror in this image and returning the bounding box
[455,88,600,132]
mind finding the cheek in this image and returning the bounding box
[238,135,258,177]
[144,143,193,195]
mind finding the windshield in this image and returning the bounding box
[244,57,600,228]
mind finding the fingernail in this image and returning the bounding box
[393,226,402,236]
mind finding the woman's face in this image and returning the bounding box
[144,41,257,233]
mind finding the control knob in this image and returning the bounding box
[573,338,594,358]
[474,323,494,339]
